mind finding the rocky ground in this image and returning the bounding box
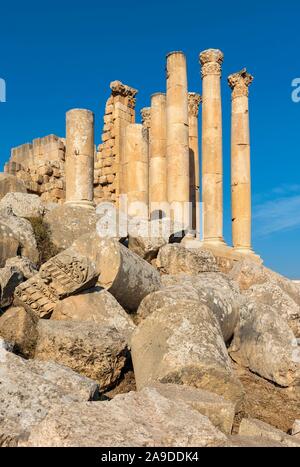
[0,190,300,447]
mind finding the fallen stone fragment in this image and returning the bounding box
[51,287,135,342]
[20,387,228,447]
[0,306,38,357]
[150,382,236,434]
[131,301,244,407]
[157,243,219,275]
[35,320,129,391]
[0,175,27,201]
[5,256,38,280]
[239,418,300,447]
[291,419,300,438]
[229,302,300,387]
[0,265,24,308]
[0,192,45,218]
[228,435,284,447]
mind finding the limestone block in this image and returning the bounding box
[131,301,244,407]
[228,435,284,447]
[150,382,236,434]
[239,418,300,447]
[157,244,219,275]
[95,238,162,312]
[291,420,300,438]
[0,265,24,308]
[0,174,27,201]
[51,287,135,343]
[0,342,99,446]
[34,320,129,391]
[229,302,300,387]
[21,387,227,447]
[0,306,38,357]
[0,192,45,218]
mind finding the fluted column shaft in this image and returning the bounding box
[166,51,190,226]
[228,69,253,252]
[65,108,95,209]
[199,49,224,243]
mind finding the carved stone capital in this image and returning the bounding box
[141,107,151,129]
[188,92,202,117]
[110,80,138,108]
[199,49,224,78]
[228,68,254,99]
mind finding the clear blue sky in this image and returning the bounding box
[0,0,299,278]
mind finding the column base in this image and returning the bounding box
[64,200,95,210]
[233,247,262,264]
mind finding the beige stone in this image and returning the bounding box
[188,92,201,236]
[0,173,27,201]
[199,49,224,244]
[228,69,254,254]
[65,109,95,209]
[0,307,38,358]
[166,52,190,226]
[149,93,167,218]
[239,418,300,447]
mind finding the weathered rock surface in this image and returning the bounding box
[5,256,38,280]
[0,175,27,201]
[229,302,300,387]
[161,273,241,342]
[228,435,284,447]
[0,192,45,218]
[0,208,39,265]
[131,301,244,407]
[244,282,300,337]
[0,306,38,357]
[44,204,98,250]
[51,287,135,342]
[94,238,162,312]
[0,340,99,447]
[239,418,300,447]
[21,387,228,447]
[150,382,235,434]
[157,244,219,275]
[291,419,300,438]
[0,265,24,307]
[35,320,129,391]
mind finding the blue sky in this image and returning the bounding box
[0,0,299,278]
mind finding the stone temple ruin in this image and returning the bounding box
[3,49,260,264]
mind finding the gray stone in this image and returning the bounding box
[0,265,24,307]
[21,387,228,447]
[5,256,38,280]
[0,192,45,218]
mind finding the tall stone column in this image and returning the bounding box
[228,69,254,253]
[124,123,149,219]
[149,92,167,219]
[188,92,202,236]
[199,49,224,244]
[166,51,190,227]
[65,108,95,209]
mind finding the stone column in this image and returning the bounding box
[149,93,167,219]
[65,108,95,209]
[228,69,254,253]
[124,123,149,219]
[166,51,190,227]
[199,49,224,244]
[188,92,202,236]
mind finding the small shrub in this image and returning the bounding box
[26,217,61,268]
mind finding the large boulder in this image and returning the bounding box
[229,301,300,387]
[131,301,244,407]
[161,273,241,342]
[0,208,39,266]
[51,288,135,342]
[0,264,24,308]
[0,340,99,447]
[228,259,268,291]
[157,244,219,275]
[44,204,99,250]
[0,175,27,201]
[34,320,129,391]
[150,382,236,435]
[20,387,228,447]
[0,306,38,357]
[5,256,38,280]
[239,418,300,447]
[244,282,300,337]
[0,192,45,218]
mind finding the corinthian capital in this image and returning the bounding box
[110,80,138,108]
[141,107,151,129]
[228,68,254,99]
[199,49,224,78]
[188,92,202,117]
